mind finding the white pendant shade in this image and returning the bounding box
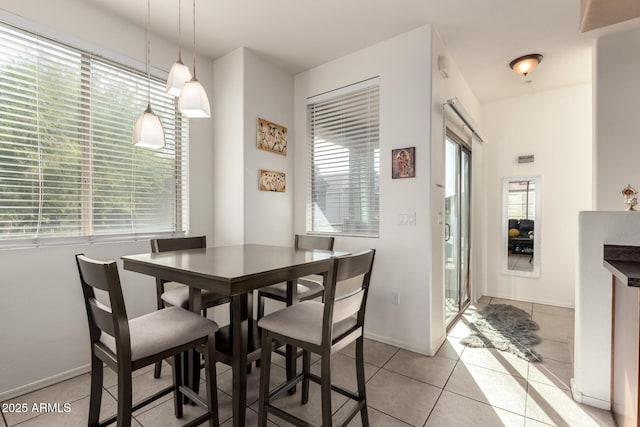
[166,59,192,96]
[179,78,211,118]
[133,104,166,148]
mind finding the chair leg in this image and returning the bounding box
[203,335,219,427]
[117,365,133,427]
[301,350,311,405]
[255,293,265,368]
[257,332,273,427]
[355,336,369,427]
[88,354,103,427]
[154,360,162,379]
[172,353,183,419]
[320,351,332,427]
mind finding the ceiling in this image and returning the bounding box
[85,0,640,103]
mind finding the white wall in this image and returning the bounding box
[243,49,294,246]
[213,48,245,246]
[0,2,215,399]
[430,31,484,339]
[594,26,640,210]
[295,25,444,354]
[481,84,592,307]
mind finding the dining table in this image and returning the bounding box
[121,243,347,427]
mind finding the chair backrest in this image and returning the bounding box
[75,254,131,360]
[151,235,207,254]
[150,236,207,308]
[295,234,334,251]
[321,249,375,344]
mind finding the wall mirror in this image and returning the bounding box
[502,176,541,277]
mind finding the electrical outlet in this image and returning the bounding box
[393,292,400,305]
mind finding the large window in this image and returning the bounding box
[307,78,380,237]
[0,21,188,246]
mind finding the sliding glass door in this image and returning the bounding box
[445,130,471,326]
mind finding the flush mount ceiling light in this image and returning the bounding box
[178,0,211,118]
[166,0,192,96]
[133,0,166,149]
[509,54,543,76]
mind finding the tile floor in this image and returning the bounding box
[1,296,616,426]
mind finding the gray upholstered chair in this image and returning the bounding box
[257,249,376,427]
[75,254,219,427]
[151,236,230,378]
[256,234,335,321]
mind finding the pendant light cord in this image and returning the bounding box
[146,0,151,105]
[192,0,197,79]
[177,0,183,62]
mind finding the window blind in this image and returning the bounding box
[306,78,380,237]
[0,21,188,245]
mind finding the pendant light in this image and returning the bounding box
[133,0,166,148]
[178,0,211,118]
[166,0,192,96]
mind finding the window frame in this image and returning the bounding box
[306,77,380,238]
[0,13,188,249]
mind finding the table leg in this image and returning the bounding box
[231,294,249,427]
[286,279,298,395]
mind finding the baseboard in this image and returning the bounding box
[363,331,432,356]
[488,293,575,309]
[570,378,610,410]
[0,364,90,402]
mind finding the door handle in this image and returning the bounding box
[444,223,451,241]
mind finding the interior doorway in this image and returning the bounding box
[444,128,471,326]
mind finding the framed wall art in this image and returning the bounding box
[257,117,287,155]
[259,169,286,192]
[392,147,416,179]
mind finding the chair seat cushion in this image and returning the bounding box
[258,301,357,346]
[161,284,229,309]
[100,306,218,362]
[259,277,324,301]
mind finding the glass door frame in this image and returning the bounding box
[444,127,472,328]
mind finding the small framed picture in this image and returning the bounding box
[392,147,415,179]
[257,117,287,155]
[259,169,286,192]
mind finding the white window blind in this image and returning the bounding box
[306,78,380,237]
[0,21,188,246]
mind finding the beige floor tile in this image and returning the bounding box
[490,298,533,315]
[309,352,379,392]
[460,346,529,379]
[426,390,525,427]
[525,417,555,426]
[526,382,616,427]
[445,363,528,415]
[2,374,91,425]
[533,313,575,342]
[333,403,411,426]
[477,296,492,304]
[1,414,6,427]
[340,338,399,368]
[220,406,278,427]
[134,396,209,427]
[216,363,287,408]
[252,378,349,426]
[365,368,441,426]
[106,369,174,416]
[436,336,465,361]
[384,350,456,388]
[532,304,574,318]
[532,339,571,364]
[528,359,572,390]
[447,316,476,339]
